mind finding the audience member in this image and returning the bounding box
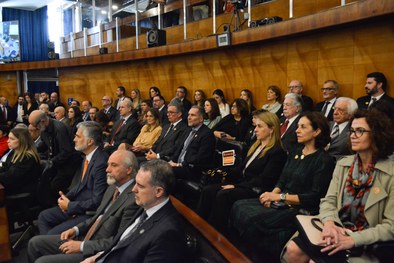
[262,85,282,116]
[194,89,206,107]
[0,125,9,157]
[39,103,50,116]
[81,101,92,122]
[240,89,256,113]
[48,92,65,113]
[119,108,162,155]
[203,98,221,129]
[23,92,39,124]
[244,109,264,148]
[280,93,302,154]
[114,86,128,111]
[29,110,80,206]
[0,128,41,196]
[13,95,24,125]
[356,72,394,109]
[28,124,48,160]
[70,100,80,107]
[146,102,188,162]
[0,96,14,127]
[197,111,287,233]
[38,121,109,235]
[285,109,394,263]
[81,159,187,263]
[89,107,99,121]
[54,106,70,126]
[169,106,216,181]
[130,88,142,115]
[137,99,152,125]
[212,89,230,118]
[288,80,314,111]
[230,112,335,258]
[39,92,49,104]
[152,95,169,125]
[100,95,117,121]
[149,86,161,100]
[213,99,252,142]
[175,86,192,113]
[104,98,141,154]
[34,93,40,105]
[315,80,338,121]
[68,106,83,134]
[327,97,358,160]
[28,150,140,263]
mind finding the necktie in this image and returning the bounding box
[110,119,125,145]
[178,129,197,163]
[84,188,120,241]
[368,98,377,108]
[280,119,289,136]
[81,159,89,182]
[331,124,340,140]
[321,101,330,117]
[1,105,6,120]
[163,124,174,138]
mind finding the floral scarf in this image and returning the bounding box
[339,154,376,232]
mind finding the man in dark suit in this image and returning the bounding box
[280,93,302,154]
[81,101,92,122]
[54,106,70,126]
[28,150,140,263]
[104,98,141,154]
[145,102,188,162]
[29,110,81,206]
[288,80,314,112]
[0,96,15,127]
[48,92,65,113]
[169,106,216,180]
[327,97,358,160]
[114,86,129,111]
[81,159,187,263]
[153,95,169,125]
[100,95,117,121]
[315,80,338,121]
[28,124,49,160]
[175,86,192,115]
[357,72,394,109]
[38,121,109,235]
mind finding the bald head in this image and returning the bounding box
[288,80,304,95]
[29,110,47,126]
[54,106,66,120]
[39,103,49,114]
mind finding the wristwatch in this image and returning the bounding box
[280,193,286,201]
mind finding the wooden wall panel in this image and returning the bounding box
[58,16,394,109]
[0,72,18,105]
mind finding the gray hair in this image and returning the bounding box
[324,80,339,90]
[140,159,175,196]
[191,105,205,118]
[168,99,184,114]
[76,121,104,145]
[336,97,358,115]
[284,93,302,112]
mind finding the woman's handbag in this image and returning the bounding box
[295,215,324,246]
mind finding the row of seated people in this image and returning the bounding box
[6,101,391,262]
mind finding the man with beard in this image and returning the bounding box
[37,121,109,235]
[28,150,139,263]
[357,72,394,109]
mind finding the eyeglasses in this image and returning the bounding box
[288,86,301,90]
[167,111,179,115]
[349,128,371,138]
[321,88,336,91]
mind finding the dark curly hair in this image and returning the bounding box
[301,112,331,149]
[352,109,394,160]
[232,98,250,118]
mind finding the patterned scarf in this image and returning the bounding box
[339,154,376,232]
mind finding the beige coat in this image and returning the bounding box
[320,155,394,247]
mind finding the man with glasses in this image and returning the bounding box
[327,97,358,160]
[315,80,338,121]
[100,96,117,121]
[356,72,394,110]
[145,101,188,163]
[288,80,314,112]
[152,95,169,125]
[175,86,192,113]
[29,110,81,206]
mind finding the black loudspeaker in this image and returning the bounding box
[99,47,108,55]
[147,29,166,48]
[48,52,59,60]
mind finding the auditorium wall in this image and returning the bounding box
[58,15,394,109]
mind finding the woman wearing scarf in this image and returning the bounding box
[285,109,394,263]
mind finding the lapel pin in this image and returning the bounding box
[139,229,145,234]
[373,186,380,194]
[174,128,176,131]
[294,155,299,160]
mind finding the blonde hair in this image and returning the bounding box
[247,111,282,159]
[131,89,142,109]
[10,128,40,163]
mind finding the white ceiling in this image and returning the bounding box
[0,0,59,11]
